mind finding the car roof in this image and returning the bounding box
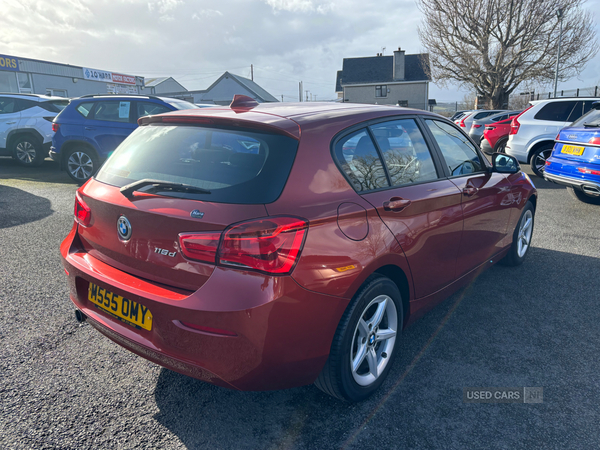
[139,101,442,140]
[531,97,600,106]
[0,92,67,102]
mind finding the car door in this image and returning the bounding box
[423,118,514,278]
[0,97,21,150]
[334,118,464,299]
[84,100,137,158]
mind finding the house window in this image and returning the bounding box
[17,73,33,93]
[398,100,409,107]
[375,85,387,98]
[46,89,68,97]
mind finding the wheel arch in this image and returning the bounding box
[60,140,99,166]
[526,140,555,163]
[373,264,411,327]
[6,129,44,150]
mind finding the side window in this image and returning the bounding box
[15,99,38,112]
[0,97,17,114]
[76,102,95,118]
[425,120,485,176]
[534,101,578,122]
[136,102,172,118]
[583,101,596,115]
[92,101,131,123]
[566,101,584,122]
[370,119,439,186]
[334,129,389,192]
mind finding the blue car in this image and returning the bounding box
[50,94,198,183]
[544,101,600,204]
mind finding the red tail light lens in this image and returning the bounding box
[459,117,466,127]
[179,232,221,264]
[74,192,91,227]
[219,217,308,274]
[578,167,600,176]
[589,137,600,145]
[52,123,60,132]
[472,124,481,128]
[509,105,533,135]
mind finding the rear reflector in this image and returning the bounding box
[577,167,600,176]
[74,191,91,227]
[179,321,237,336]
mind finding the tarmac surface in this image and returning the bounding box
[1,157,599,449]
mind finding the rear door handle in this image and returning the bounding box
[383,197,412,212]
[85,127,95,131]
[463,186,479,196]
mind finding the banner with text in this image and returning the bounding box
[83,68,136,85]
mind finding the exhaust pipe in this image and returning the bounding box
[75,309,87,323]
[582,185,600,196]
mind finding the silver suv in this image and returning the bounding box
[505,97,600,176]
[0,93,69,166]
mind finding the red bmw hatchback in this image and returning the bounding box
[61,96,537,402]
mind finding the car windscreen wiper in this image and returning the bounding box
[583,122,600,128]
[120,179,211,199]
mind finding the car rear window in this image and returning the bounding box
[95,124,299,204]
[571,107,600,127]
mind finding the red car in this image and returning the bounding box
[481,113,521,154]
[61,96,537,402]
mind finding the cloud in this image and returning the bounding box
[192,9,223,19]
[264,0,334,14]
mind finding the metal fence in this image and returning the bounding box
[529,86,599,100]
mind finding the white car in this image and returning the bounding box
[0,93,69,166]
[505,97,600,176]
[457,109,508,133]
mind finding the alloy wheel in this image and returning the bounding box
[68,151,94,181]
[517,209,533,258]
[16,141,36,164]
[533,149,552,175]
[350,294,398,387]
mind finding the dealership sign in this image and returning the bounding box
[0,55,19,71]
[83,68,136,85]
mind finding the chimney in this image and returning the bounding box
[393,47,405,81]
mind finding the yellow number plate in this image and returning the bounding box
[88,283,153,331]
[561,145,585,156]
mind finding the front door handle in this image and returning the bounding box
[383,197,412,212]
[85,127,96,131]
[463,186,479,196]
[6,121,17,125]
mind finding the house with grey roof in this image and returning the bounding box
[336,48,431,110]
[162,71,279,105]
[141,76,187,95]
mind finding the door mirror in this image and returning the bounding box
[492,153,520,174]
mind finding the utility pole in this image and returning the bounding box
[251,64,254,81]
[553,9,564,98]
[299,81,303,102]
[281,95,284,102]
[305,90,309,102]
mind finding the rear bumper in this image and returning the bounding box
[480,139,494,155]
[544,171,600,196]
[61,225,348,391]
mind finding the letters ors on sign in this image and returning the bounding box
[83,67,113,82]
[0,55,19,71]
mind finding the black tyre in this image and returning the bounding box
[12,135,45,167]
[315,275,403,402]
[494,138,508,153]
[65,147,99,184]
[530,145,553,177]
[567,187,600,205]
[500,201,535,267]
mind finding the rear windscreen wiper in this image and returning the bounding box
[120,179,211,199]
[583,122,600,128]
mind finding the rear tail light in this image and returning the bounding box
[578,167,600,176]
[178,216,308,275]
[555,133,561,141]
[472,124,482,128]
[509,105,533,135]
[74,191,91,227]
[589,137,600,145]
[52,123,60,132]
[459,117,467,127]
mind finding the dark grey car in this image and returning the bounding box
[469,110,521,143]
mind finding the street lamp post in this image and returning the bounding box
[553,8,564,98]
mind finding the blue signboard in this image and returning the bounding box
[0,55,19,71]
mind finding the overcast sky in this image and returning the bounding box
[1,0,599,103]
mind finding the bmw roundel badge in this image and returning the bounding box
[117,215,132,241]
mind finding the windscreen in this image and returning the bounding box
[95,124,298,204]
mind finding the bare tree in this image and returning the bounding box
[418,0,598,108]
